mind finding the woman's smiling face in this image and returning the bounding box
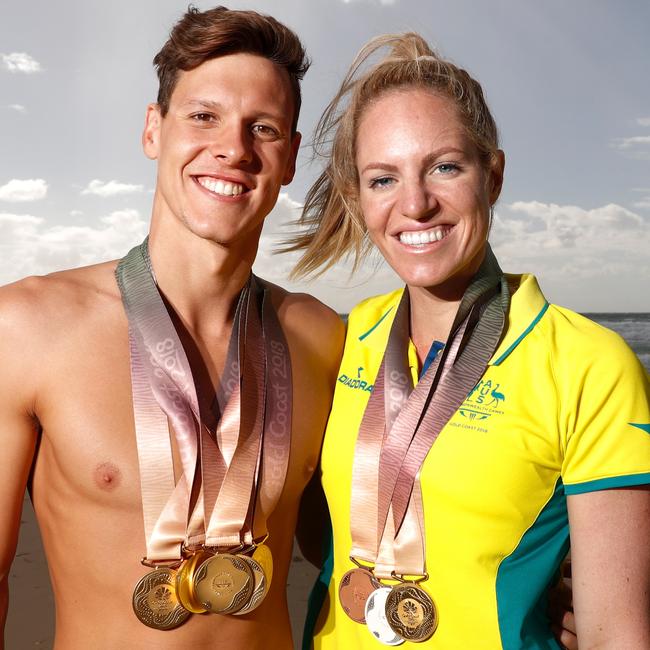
[355,88,504,296]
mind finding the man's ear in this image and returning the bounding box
[488,149,505,204]
[282,131,302,185]
[142,104,162,160]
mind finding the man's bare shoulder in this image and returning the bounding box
[0,261,122,343]
[264,281,345,352]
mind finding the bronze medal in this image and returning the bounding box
[339,567,381,623]
[175,551,212,614]
[193,552,254,614]
[385,583,437,643]
[132,567,190,630]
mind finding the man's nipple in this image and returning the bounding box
[94,461,122,491]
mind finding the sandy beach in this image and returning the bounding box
[6,494,318,649]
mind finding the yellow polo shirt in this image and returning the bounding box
[308,274,650,649]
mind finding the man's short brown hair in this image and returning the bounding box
[153,5,310,133]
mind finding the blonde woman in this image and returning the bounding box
[293,34,650,649]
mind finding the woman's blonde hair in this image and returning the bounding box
[286,32,500,278]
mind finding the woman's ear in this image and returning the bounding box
[488,149,505,205]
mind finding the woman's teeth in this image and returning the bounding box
[197,177,245,196]
[399,227,451,246]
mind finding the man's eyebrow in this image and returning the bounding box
[181,99,223,110]
[179,99,289,127]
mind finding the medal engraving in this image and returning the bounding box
[232,554,268,616]
[132,567,190,630]
[339,567,381,623]
[385,584,437,642]
[193,553,254,614]
[364,587,404,646]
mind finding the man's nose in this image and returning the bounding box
[208,122,253,165]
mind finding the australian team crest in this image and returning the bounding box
[458,379,506,422]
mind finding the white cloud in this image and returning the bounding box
[632,198,650,210]
[7,103,26,113]
[636,117,650,127]
[0,179,47,202]
[611,135,650,149]
[82,179,145,197]
[0,209,148,285]
[611,135,650,160]
[491,201,649,286]
[2,52,42,74]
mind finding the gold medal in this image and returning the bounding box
[385,583,437,643]
[193,552,254,614]
[175,550,212,614]
[132,567,191,630]
[232,550,270,616]
[252,543,273,588]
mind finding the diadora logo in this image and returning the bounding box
[337,366,374,393]
[447,379,506,433]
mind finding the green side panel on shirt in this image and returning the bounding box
[496,478,568,649]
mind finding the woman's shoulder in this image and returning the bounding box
[506,273,643,376]
[544,303,642,373]
[347,288,403,332]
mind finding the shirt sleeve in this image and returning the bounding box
[559,326,650,495]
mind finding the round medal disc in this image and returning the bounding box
[364,587,405,646]
[193,552,254,615]
[252,543,273,588]
[132,567,191,630]
[385,583,438,643]
[175,551,211,614]
[232,554,269,616]
[339,567,381,623]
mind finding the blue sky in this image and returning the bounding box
[1,0,649,311]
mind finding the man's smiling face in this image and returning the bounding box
[143,52,300,248]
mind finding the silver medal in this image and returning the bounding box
[364,587,404,646]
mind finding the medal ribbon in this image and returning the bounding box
[116,240,292,562]
[350,246,509,578]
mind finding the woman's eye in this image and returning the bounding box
[369,176,395,189]
[434,163,459,175]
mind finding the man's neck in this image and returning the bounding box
[147,219,258,340]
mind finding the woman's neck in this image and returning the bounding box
[407,284,466,366]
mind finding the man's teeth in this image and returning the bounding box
[399,227,451,246]
[198,177,245,196]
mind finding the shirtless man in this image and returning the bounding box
[0,6,343,649]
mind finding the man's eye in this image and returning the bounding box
[190,112,215,123]
[252,124,279,139]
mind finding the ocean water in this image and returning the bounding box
[586,313,650,372]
